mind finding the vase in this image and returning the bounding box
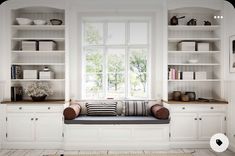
[31,95,47,101]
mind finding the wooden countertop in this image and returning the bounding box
[1,100,66,105]
[162,100,228,105]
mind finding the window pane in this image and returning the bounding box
[107,22,125,45]
[107,48,125,73]
[86,74,104,98]
[85,47,103,73]
[129,48,147,98]
[107,73,125,98]
[129,22,148,44]
[84,22,103,45]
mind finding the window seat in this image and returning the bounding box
[64,115,170,124]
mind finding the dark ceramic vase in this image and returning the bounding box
[172,91,182,101]
[31,95,47,101]
[185,92,196,101]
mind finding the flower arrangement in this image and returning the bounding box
[25,82,53,98]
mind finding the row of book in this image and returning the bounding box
[11,65,23,79]
[168,68,182,80]
[11,86,23,101]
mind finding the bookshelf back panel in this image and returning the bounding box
[168,53,219,64]
[168,81,221,100]
[12,53,65,64]
[11,81,65,100]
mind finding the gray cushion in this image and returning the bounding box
[64,116,170,124]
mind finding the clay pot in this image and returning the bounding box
[185,92,196,101]
[181,94,190,102]
[172,91,182,101]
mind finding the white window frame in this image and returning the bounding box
[81,17,152,100]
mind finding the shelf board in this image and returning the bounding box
[12,25,65,30]
[168,38,220,42]
[12,50,65,54]
[12,38,65,42]
[168,63,220,66]
[168,51,220,54]
[168,25,220,31]
[11,63,65,66]
[168,79,221,82]
[11,79,65,82]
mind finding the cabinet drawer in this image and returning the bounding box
[7,105,63,113]
[170,105,227,113]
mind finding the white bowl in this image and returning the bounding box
[16,18,32,25]
[187,59,198,63]
[33,20,47,25]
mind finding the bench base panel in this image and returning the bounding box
[64,124,170,150]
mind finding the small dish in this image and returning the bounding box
[50,19,63,25]
[187,59,198,63]
[33,20,47,25]
[16,18,32,25]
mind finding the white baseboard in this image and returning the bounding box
[229,142,235,152]
[2,142,63,149]
[170,141,210,149]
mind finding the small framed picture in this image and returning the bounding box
[230,35,235,72]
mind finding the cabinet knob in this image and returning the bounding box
[194,118,197,120]
[19,107,22,110]
[182,107,185,110]
[210,107,214,110]
[35,118,38,121]
[48,107,51,110]
[199,118,202,120]
[31,118,34,121]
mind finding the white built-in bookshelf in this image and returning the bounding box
[11,7,66,100]
[167,7,223,100]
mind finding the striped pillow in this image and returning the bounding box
[124,101,148,116]
[86,102,117,116]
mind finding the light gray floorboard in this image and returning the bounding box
[0,148,234,156]
[0,150,16,156]
[108,150,144,154]
[24,150,44,156]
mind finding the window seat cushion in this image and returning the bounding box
[64,115,170,124]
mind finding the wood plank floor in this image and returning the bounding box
[0,149,234,156]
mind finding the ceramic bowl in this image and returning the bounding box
[33,20,47,25]
[16,18,32,25]
[50,19,63,25]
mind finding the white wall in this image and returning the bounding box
[224,1,235,152]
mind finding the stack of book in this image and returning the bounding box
[11,65,23,79]
[168,68,182,80]
[11,86,23,101]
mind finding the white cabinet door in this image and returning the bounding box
[35,113,63,142]
[198,113,225,140]
[170,113,198,141]
[7,113,34,141]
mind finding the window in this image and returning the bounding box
[83,19,150,99]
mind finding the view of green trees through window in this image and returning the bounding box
[83,21,149,99]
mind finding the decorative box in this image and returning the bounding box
[23,70,38,79]
[182,72,194,80]
[178,41,196,51]
[195,72,207,80]
[197,42,210,51]
[39,71,55,79]
[39,40,56,51]
[21,40,37,51]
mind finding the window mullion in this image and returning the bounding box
[125,21,130,99]
[103,21,108,99]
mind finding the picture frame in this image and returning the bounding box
[230,35,235,72]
